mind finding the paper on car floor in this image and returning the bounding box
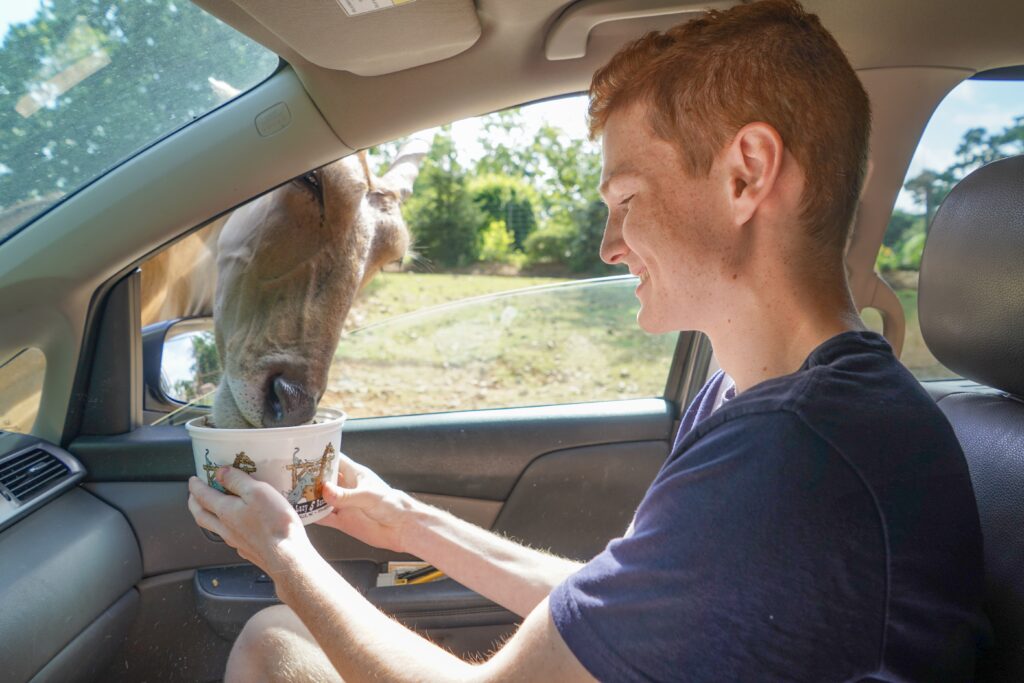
[377,561,431,587]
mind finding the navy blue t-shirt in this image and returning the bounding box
[549,331,986,682]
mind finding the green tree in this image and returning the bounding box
[523,222,574,265]
[568,199,613,274]
[0,0,276,221]
[899,232,927,270]
[477,219,516,264]
[191,331,221,387]
[875,245,899,272]
[948,119,1024,176]
[883,210,923,248]
[404,128,484,268]
[467,173,539,248]
[901,115,1024,236]
[172,331,221,401]
[520,124,610,273]
[903,169,952,229]
[475,108,536,179]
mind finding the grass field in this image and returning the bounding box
[342,272,568,332]
[326,272,679,418]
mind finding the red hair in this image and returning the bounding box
[589,0,871,260]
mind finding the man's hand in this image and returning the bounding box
[187,467,317,577]
[315,453,418,553]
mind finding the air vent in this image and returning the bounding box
[0,448,70,503]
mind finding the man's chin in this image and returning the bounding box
[636,309,675,335]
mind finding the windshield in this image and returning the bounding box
[0,0,278,243]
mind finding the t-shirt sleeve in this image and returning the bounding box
[548,411,886,683]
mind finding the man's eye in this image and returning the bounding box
[620,194,635,207]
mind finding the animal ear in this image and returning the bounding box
[381,137,430,200]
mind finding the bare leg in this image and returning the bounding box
[225,604,344,683]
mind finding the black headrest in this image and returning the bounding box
[919,155,1024,397]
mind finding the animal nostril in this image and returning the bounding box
[267,376,285,423]
[264,375,316,427]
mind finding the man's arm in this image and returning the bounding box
[402,502,583,617]
[188,468,596,683]
[275,549,595,683]
[318,454,583,617]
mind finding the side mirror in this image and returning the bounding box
[142,317,221,424]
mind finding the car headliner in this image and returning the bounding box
[2,0,1022,442]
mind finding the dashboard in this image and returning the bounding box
[0,431,141,683]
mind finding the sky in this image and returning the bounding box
[0,0,42,47]
[898,79,1024,210]
[399,94,593,167]
[3,1,1023,214]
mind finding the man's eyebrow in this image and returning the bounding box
[599,167,636,199]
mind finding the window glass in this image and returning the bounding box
[0,348,45,433]
[876,78,1024,380]
[146,96,679,421]
[0,0,278,243]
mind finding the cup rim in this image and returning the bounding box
[185,407,347,435]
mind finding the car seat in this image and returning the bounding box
[918,154,1024,682]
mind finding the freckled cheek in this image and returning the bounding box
[621,206,657,252]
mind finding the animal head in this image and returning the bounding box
[211,141,427,428]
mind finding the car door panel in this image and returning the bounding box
[74,401,671,564]
[492,440,666,559]
[72,398,671,489]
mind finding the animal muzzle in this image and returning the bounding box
[263,374,317,427]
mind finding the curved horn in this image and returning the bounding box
[382,137,430,200]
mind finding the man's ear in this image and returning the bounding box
[722,122,784,226]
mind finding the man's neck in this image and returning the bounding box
[706,277,863,394]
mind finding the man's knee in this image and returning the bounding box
[226,604,342,683]
[233,604,301,656]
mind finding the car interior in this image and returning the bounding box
[1,0,1023,681]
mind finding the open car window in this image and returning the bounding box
[145,96,681,422]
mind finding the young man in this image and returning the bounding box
[188,1,986,680]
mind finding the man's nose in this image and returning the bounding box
[599,215,627,265]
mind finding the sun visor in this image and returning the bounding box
[227,0,482,76]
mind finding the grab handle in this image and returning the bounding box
[545,0,733,60]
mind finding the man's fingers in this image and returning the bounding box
[216,466,257,500]
[188,493,231,539]
[188,475,236,516]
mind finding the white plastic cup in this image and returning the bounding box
[185,409,347,525]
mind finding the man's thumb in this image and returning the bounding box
[322,481,350,505]
[323,481,375,509]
